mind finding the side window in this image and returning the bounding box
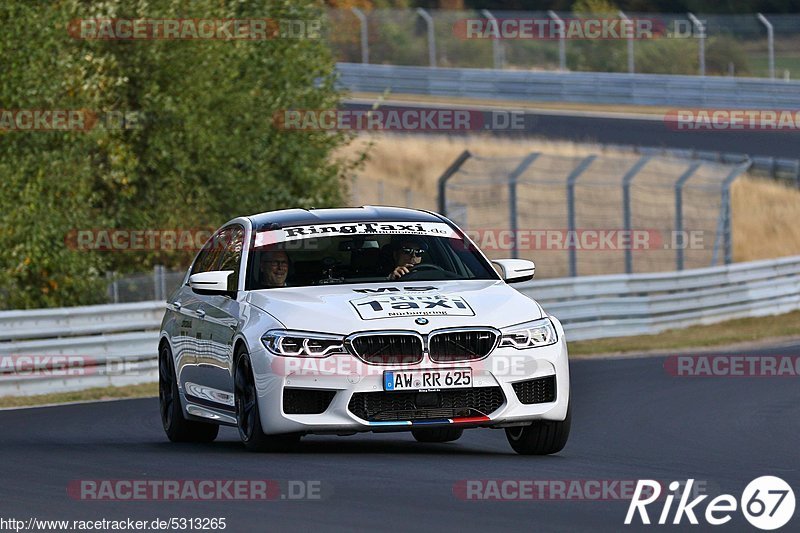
[218,226,245,291]
[191,237,220,275]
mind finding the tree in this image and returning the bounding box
[0,0,356,309]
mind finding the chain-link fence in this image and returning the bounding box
[439,151,750,279]
[325,9,800,79]
[106,266,185,304]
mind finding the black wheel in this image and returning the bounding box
[159,343,219,443]
[234,348,300,453]
[411,427,464,443]
[505,403,571,455]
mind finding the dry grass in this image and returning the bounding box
[0,382,156,408]
[340,134,800,265]
[569,309,800,357]
[732,177,800,262]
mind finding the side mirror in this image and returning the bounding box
[188,270,234,295]
[492,259,535,283]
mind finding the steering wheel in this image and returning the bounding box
[401,263,456,280]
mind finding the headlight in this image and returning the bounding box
[499,318,558,349]
[261,330,347,357]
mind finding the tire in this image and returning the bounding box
[505,403,571,455]
[234,348,301,453]
[159,343,219,443]
[411,427,464,443]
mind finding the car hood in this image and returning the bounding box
[246,280,543,335]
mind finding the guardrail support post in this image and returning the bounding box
[688,13,705,76]
[437,150,472,216]
[548,10,566,71]
[352,8,369,64]
[619,10,635,74]
[757,13,775,80]
[507,153,540,259]
[622,156,651,273]
[416,8,436,67]
[566,155,597,277]
[674,162,702,270]
[481,10,504,69]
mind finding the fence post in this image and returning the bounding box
[619,10,635,74]
[566,155,597,277]
[481,9,505,69]
[688,13,705,76]
[621,156,651,273]
[712,161,751,266]
[153,265,161,301]
[416,8,436,67]
[674,162,702,270]
[757,14,775,80]
[507,153,540,259]
[352,8,369,64]
[548,11,566,71]
[437,150,472,215]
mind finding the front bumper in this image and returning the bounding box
[249,319,570,435]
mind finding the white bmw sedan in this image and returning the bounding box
[158,206,570,454]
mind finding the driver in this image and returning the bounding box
[259,250,289,288]
[387,238,427,280]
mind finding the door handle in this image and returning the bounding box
[172,301,182,310]
[196,308,206,318]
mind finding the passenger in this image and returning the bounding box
[260,250,289,288]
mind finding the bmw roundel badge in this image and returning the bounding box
[415,317,429,325]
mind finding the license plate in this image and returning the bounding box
[383,369,472,391]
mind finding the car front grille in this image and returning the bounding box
[348,334,423,365]
[511,375,556,404]
[348,387,505,422]
[283,388,336,415]
[428,329,499,362]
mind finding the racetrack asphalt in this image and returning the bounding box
[342,101,800,159]
[1,347,798,532]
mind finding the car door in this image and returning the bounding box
[175,233,227,398]
[193,225,245,408]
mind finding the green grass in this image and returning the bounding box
[0,382,157,409]
[746,55,800,78]
[569,310,800,357]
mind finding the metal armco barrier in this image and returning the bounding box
[336,63,800,108]
[3,255,800,395]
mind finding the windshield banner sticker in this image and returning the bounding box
[255,221,457,248]
[350,293,475,320]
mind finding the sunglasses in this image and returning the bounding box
[400,247,426,257]
[264,260,289,268]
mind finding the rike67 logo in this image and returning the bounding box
[625,477,795,530]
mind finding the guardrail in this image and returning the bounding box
[3,255,800,396]
[336,62,800,108]
[518,255,800,341]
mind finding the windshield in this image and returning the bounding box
[245,221,498,289]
